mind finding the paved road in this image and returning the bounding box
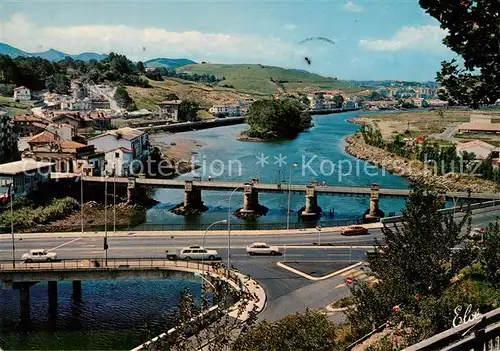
[1,207,498,323]
[430,123,459,142]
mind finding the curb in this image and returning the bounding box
[0,224,384,240]
[276,261,364,281]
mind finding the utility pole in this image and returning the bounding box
[10,183,15,268]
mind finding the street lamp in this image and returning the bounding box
[201,219,227,315]
[228,186,243,270]
[104,174,109,266]
[80,172,84,235]
[113,166,116,233]
[286,163,298,231]
[9,183,15,268]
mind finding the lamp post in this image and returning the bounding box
[286,163,298,231]
[228,186,242,270]
[113,167,116,233]
[201,219,227,315]
[104,174,109,266]
[80,171,84,235]
[9,183,15,268]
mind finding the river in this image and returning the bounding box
[0,279,201,350]
[0,111,410,351]
[149,111,410,226]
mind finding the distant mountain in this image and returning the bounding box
[144,58,197,69]
[0,42,106,61]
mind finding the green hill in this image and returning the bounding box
[177,63,361,96]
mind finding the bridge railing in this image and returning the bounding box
[0,217,363,234]
[403,306,500,351]
[0,257,228,272]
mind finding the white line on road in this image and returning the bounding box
[47,238,81,252]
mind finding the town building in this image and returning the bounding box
[209,104,241,117]
[50,112,82,131]
[343,100,359,109]
[24,131,95,173]
[13,86,31,101]
[13,115,49,137]
[158,100,182,122]
[45,123,74,140]
[456,140,497,160]
[0,159,53,198]
[103,147,134,176]
[457,114,500,134]
[88,127,149,160]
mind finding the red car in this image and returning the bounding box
[341,225,369,236]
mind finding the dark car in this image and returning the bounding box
[341,225,369,236]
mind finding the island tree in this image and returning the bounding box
[243,99,312,140]
[419,0,499,107]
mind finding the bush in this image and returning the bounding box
[0,197,79,233]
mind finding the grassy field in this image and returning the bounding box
[354,108,500,145]
[177,63,363,95]
[0,96,31,115]
[127,77,259,111]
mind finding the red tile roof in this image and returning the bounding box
[59,140,86,152]
[28,131,58,143]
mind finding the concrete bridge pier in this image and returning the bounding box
[72,280,82,296]
[300,185,322,219]
[241,184,259,213]
[48,281,58,311]
[127,178,136,204]
[363,183,385,223]
[19,283,31,322]
[170,180,208,215]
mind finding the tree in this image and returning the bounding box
[244,99,312,140]
[233,310,338,351]
[179,100,200,121]
[165,93,180,100]
[0,114,19,164]
[347,186,470,336]
[481,221,500,284]
[333,94,344,108]
[136,61,145,73]
[46,74,70,94]
[114,85,136,111]
[419,0,499,108]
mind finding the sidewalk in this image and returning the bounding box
[0,223,384,239]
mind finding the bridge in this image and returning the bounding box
[0,257,264,348]
[82,175,498,222]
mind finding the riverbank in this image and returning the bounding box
[151,138,203,174]
[344,132,497,193]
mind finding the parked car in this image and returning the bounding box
[21,249,57,263]
[178,247,218,261]
[468,227,485,241]
[246,242,280,256]
[341,225,369,236]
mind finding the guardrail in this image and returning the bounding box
[0,257,227,272]
[0,217,363,234]
[403,306,500,350]
[381,200,499,224]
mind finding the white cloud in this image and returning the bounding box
[359,25,448,52]
[343,1,363,12]
[1,14,300,63]
[284,24,297,31]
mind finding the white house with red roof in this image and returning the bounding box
[158,100,182,122]
[13,86,31,101]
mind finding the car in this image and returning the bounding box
[341,225,369,236]
[468,227,485,241]
[246,242,280,256]
[21,249,57,263]
[178,247,218,261]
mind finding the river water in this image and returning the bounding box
[0,279,201,350]
[149,111,409,226]
[0,111,410,350]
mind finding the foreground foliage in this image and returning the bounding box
[419,0,499,107]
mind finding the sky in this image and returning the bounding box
[0,0,458,81]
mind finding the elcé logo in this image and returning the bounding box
[453,304,482,328]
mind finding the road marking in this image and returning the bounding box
[47,238,81,252]
[276,261,364,281]
[334,283,346,289]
